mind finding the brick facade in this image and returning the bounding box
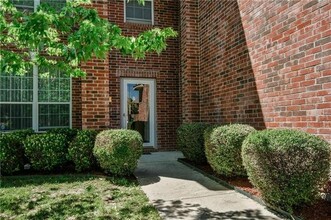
[73,0,110,130]
[199,0,265,129]
[73,0,330,148]
[238,0,331,143]
[72,0,180,150]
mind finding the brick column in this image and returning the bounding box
[180,0,200,122]
[80,0,110,130]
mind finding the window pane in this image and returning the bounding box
[38,104,70,130]
[135,7,143,18]
[0,104,32,131]
[126,0,152,24]
[22,90,33,102]
[144,8,152,20]
[38,68,70,102]
[0,69,33,102]
[11,0,34,12]
[126,7,134,17]
[40,0,66,11]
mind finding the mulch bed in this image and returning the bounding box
[180,159,331,220]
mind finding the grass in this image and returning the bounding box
[0,174,161,220]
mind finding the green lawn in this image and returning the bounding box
[0,175,161,220]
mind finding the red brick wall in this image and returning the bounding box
[180,0,200,122]
[73,0,110,130]
[108,0,180,150]
[198,0,265,129]
[72,77,82,129]
[238,0,331,143]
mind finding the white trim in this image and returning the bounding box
[0,102,33,104]
[151,0,154,25]
[69,78,72,129]
[34,0,40,12]
[124,0,154,25]
[124,0,126,23]
[32,63,38,131]
[37,102,71,105]
[121,78,156,148]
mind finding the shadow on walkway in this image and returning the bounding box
[153,199,279,220]
[135,152,227,191]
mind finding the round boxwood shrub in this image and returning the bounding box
[24,133,68,171]
[242,129,331,212]
[205,124,256,177]
[93,129,143,176]
[0,129,34,175]
[47,128,78,143]
[177,123,211,164]
[68,129,98,172]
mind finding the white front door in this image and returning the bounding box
[121,78,156,147]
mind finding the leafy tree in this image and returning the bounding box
[0,0,177,77]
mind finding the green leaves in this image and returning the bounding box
[0,0,177,77]
[116,27,177,59]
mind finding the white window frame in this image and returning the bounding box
[34,69,72,132]
[32,0,71,132]
[0,67,72,132]
[34,67,73,131]
[124,0,154,25]
[13,0,67,12]
[1,0,72,132]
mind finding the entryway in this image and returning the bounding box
[121,78,156,147]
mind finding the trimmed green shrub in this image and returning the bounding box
[10,129,35,141]
[205,124,256,177]
[68,129,98,172]
[47,128,78,143]
[177,123,211,164]
[0,129,34,175]
[242,129,331,212]
[93,129,143,176]
[24,133,68,171]
[0,134,21,175]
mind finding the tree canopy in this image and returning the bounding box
[0,0,177,77]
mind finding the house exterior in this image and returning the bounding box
[1,0,330,150]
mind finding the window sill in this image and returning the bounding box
[123,21,154,30]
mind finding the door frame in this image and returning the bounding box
[120,78,156,148]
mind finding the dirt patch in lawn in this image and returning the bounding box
[181,158,331,220]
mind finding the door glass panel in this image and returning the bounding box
[127,83,150,143]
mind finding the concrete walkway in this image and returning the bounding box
[134,152,282,220]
